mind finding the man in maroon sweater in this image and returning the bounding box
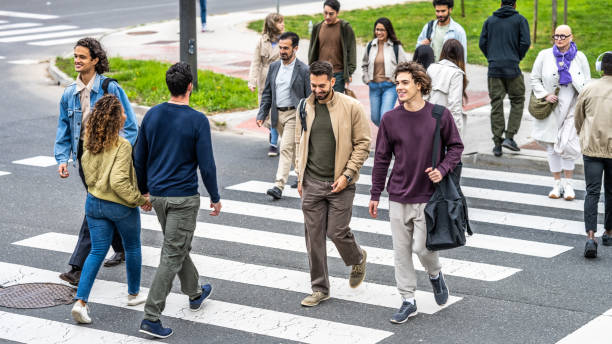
[369,62,463,324]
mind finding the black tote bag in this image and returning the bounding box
[424,105,472,251]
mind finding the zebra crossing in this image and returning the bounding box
[0,10,110,47]
[0,154,607,343]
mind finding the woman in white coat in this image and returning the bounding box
[427,39,468,138]
[530,25,590,200]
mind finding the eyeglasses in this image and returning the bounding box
[552,34,571,40]
[375,28,387,32]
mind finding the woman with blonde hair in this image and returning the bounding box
[531,25,590,200]
[248,13,284,157]
[71,94,150,324]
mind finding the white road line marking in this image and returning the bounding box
[0,311,157,344]
[0,171,10,177]
[0,10,59,20]
[28,36,104,46]
[0,22,42,30]
[0,25,77,37]
[7,59,39,64]
[13,233,462,313]
[555,308,612,344]
[12,156,57,167]
[0,20,7,24]
[0,262,393,344]
[0,28,110,43]
[226,181,573,258]
[0,56,5,59]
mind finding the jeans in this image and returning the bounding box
[76,194,142,302]
[488,75,525,145]
[583,155,612,232]
[270,127,279,146]
[368,81,397,126]
[199,0,206,25]
[333,71,345,93]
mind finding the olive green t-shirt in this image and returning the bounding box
[306,102,336,182]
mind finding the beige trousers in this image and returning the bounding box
[389,201,442,299]
[274,109,297,190]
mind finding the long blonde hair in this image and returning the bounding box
[262,13,284,42]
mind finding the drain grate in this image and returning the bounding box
[0,283,76,309]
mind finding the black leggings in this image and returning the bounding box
[583,155,612,232]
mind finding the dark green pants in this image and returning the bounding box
[144,195,201,322]
[488,75,525,145]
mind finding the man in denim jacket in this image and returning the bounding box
[54,37,138,285]
[416,0,467,63]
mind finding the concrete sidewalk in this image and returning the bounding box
[91,0,567,172]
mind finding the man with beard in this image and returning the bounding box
[256,32,311,200]
[416,0,467,63]
[295,60,371,307]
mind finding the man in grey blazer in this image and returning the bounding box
[257,31,311,199]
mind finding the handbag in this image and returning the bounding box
[424,105,473,251]
[528,87,559,120]
[344,88,357,99]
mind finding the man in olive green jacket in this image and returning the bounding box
[308,0,356,93]
[574,52,612,258]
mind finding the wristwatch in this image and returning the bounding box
[343,174,353,183]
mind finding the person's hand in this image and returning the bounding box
[58,163,69,178]
[369,200,379,218]
[421,38,431,45]
[141,200,152,212]
[249,86,256,92]
[210,201,222,216]
[545,94,558,103]
[256,119,264,127]
[331,175,348,193]
[345,77,352,88]
[297,182,302,197]
[425,167,442,183]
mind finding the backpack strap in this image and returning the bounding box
[366,41,373,58]
[426,19,435,42]
[101,78,118,94]
[431,104,445,168]
[393,43,399,63]
[298,98,308,132]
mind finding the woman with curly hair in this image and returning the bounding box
[71,94,151,324]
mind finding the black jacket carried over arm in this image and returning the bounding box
[479,6,530,78]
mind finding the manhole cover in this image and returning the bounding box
[0,283,75,309]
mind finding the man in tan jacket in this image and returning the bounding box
[295,61,371,307]
[574,51,612,258]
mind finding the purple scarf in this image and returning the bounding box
[553,42,577,85]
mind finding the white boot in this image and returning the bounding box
[549,179,563,199]
[563,179,575,201]
[71,301,91,324]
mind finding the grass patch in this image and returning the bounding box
[55,57,257,114]
[248,0,609,76]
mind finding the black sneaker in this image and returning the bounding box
[268,145,278,157]
[139,319,173,339]
[103,251,125,267]
[602,233,612,246]
[584,239,598,258]
[266,186,282,200]
[189,284,213,311]
[59,267,81,286]
[502,138,521,152]
[493,145,502,157]
[389,300,417,324]
[290,180,298,189]
[429,272,449,306]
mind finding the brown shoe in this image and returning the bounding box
[300,291,330,307]
[103,252,125,267]
[349,249,367,288]
[59,268,81,286]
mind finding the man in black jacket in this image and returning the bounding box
[479,0,530,157]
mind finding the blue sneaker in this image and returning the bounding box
[429,272,449,306]
[389,300,417,324]
[189,284,213,311]
[139,319,173,339]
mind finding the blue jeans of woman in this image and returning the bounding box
[369,81,397,126]
[76,194,142,302]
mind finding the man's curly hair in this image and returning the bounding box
[393,61,432,96]
[75,37,109,75]
[85,95,123,154]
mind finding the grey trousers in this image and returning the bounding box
[144,194,202,322]
[389,201,441,299]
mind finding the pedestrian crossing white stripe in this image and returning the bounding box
[0,25,77,38]
[0,20,7,24]
[0,56,4,59]
[362,158,587,191]
[226,181,572,258]
[555,308,612,344]
[29,36,104,46]
[12,156,57,167]
[0,311,158,344]
[0,262,393,344]
[13,232,461,313]
[0,171,10,177]
[0,10,59,20]
[0,28,111,43]
[0,22,42,30]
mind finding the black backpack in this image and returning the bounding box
[101,77,118,94]
[366,40,400,63]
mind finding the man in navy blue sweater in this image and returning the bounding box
[134,62,222,339]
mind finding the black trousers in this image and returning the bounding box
[68,140,124,269]
[583,155,612,233]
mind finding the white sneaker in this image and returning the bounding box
[127,293,147,306]
[548,179,563,199]
[563,180,575,201]
[71,301,91,324]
